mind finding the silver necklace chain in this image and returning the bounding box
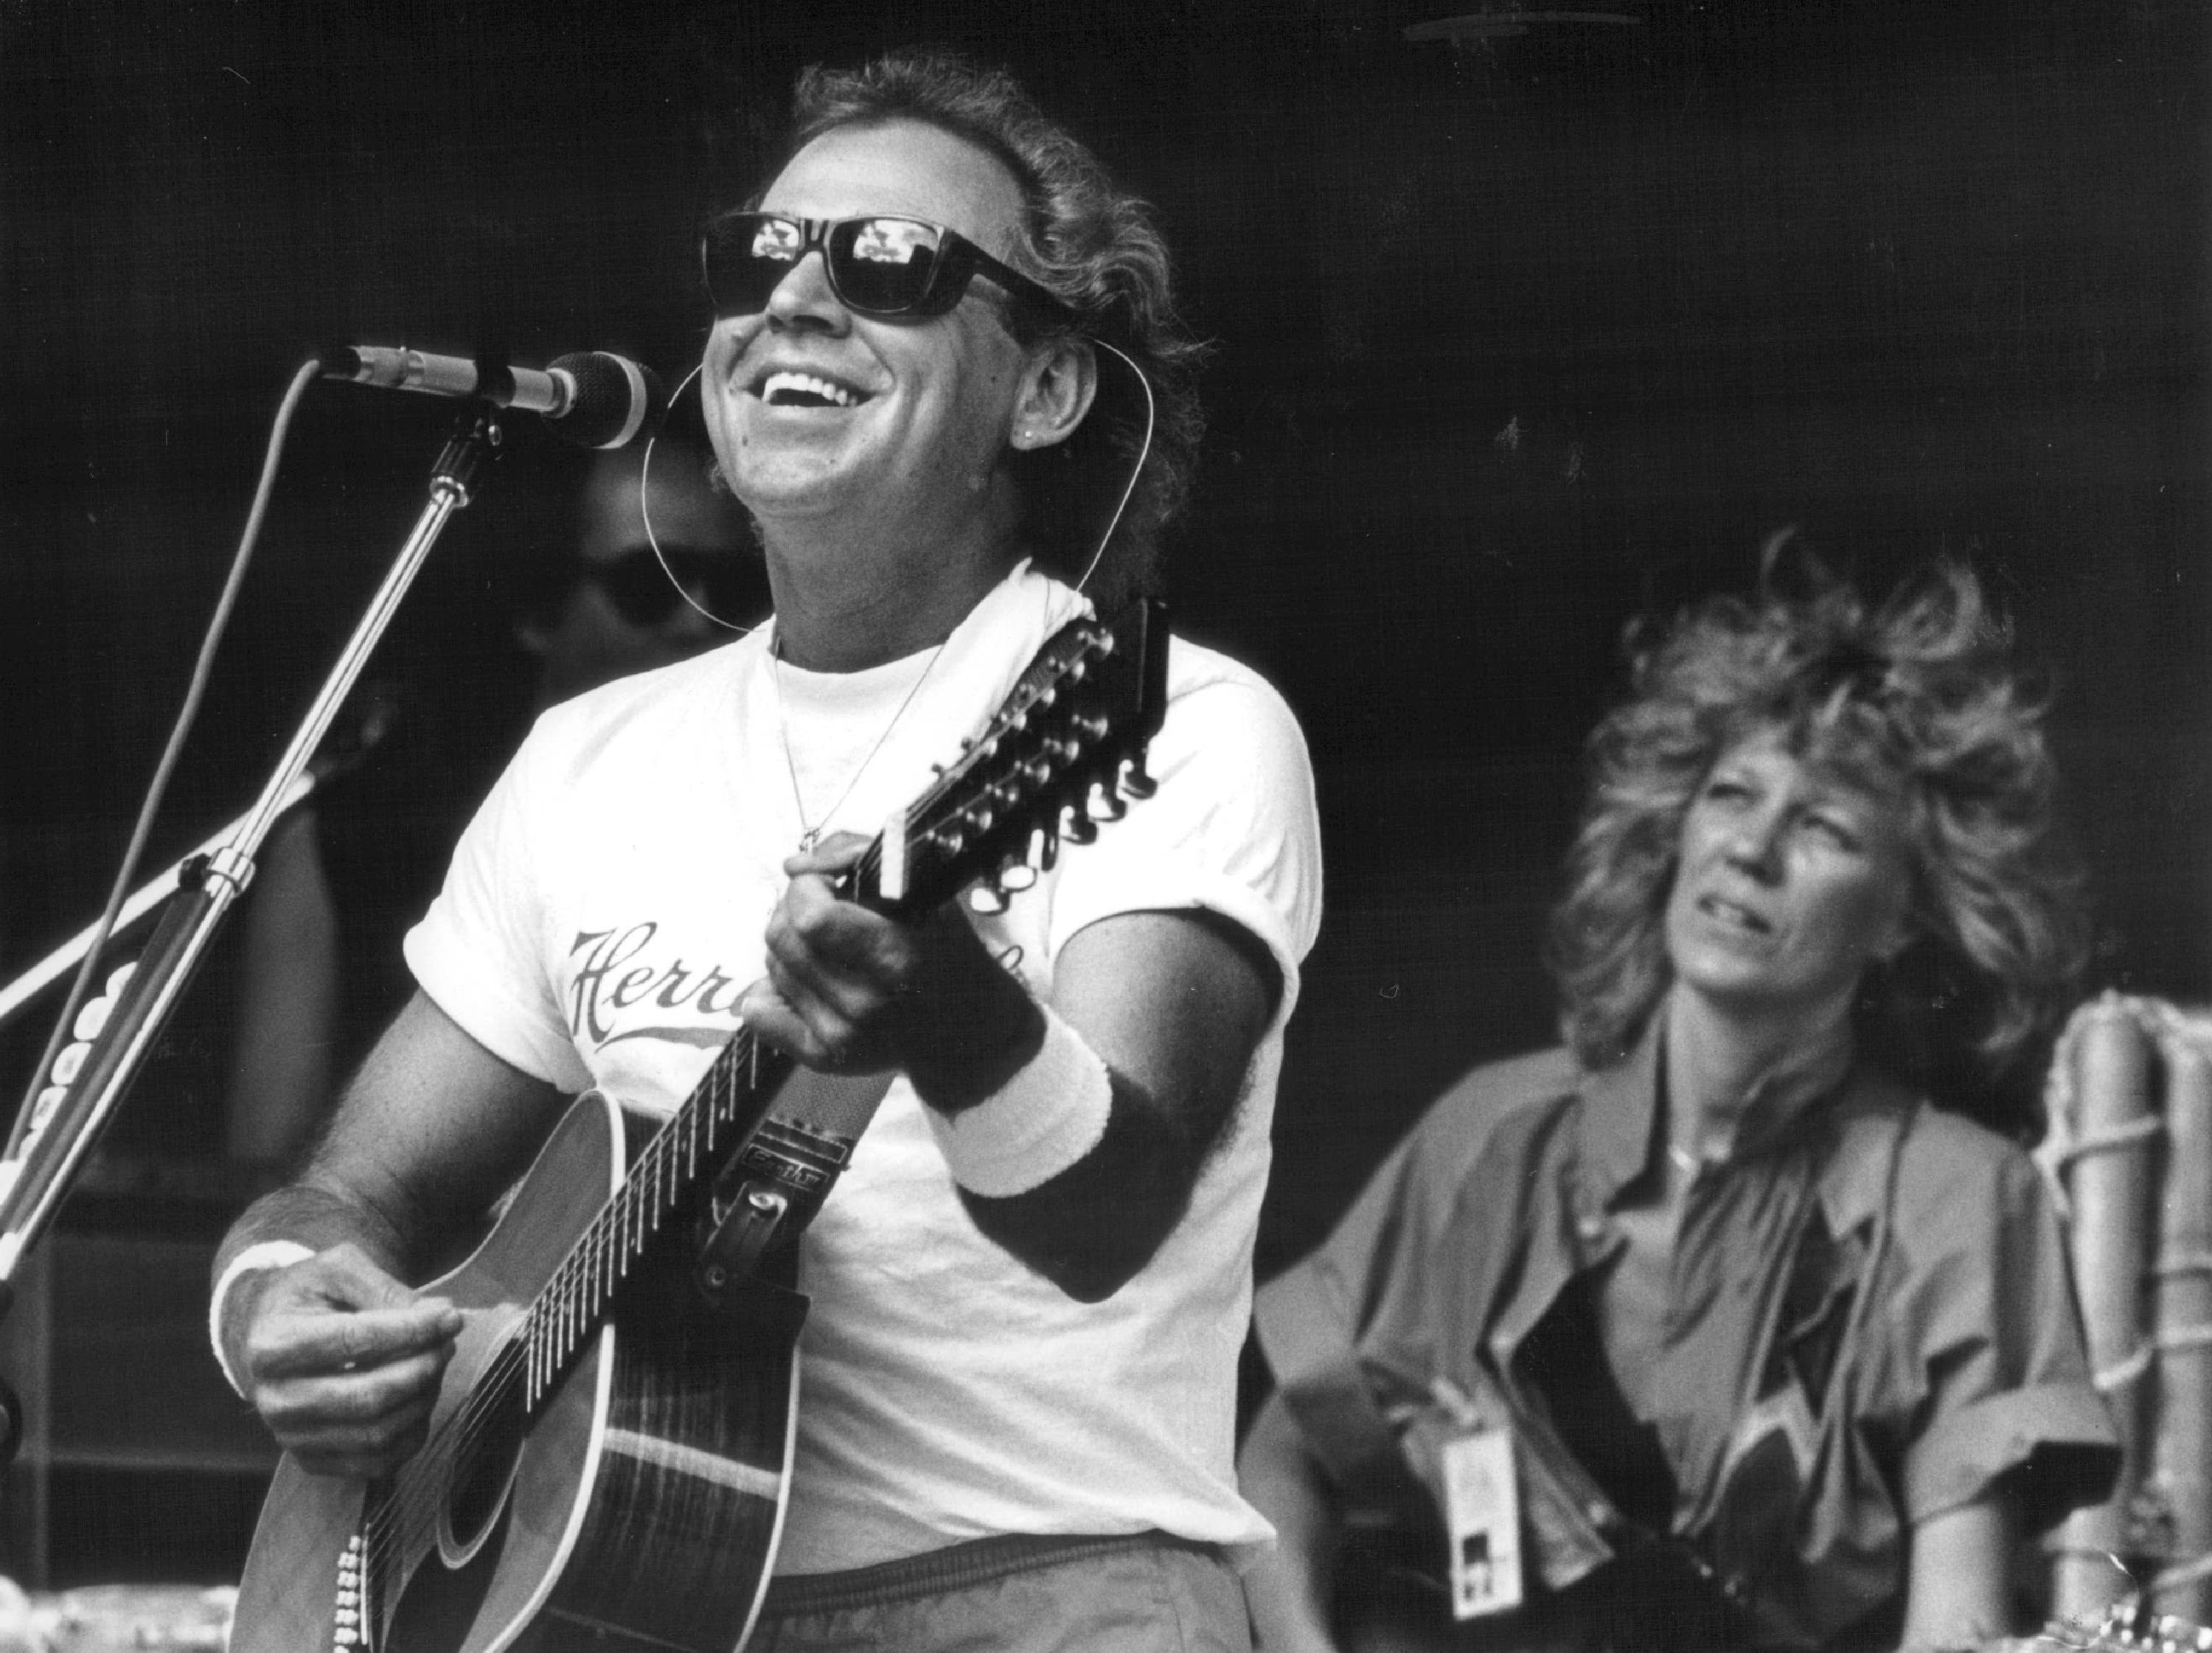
[768,634,947,852]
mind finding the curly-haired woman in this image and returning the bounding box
[1241,546,2118,1652]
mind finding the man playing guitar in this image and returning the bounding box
[210,48,1321,1653]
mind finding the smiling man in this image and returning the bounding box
[209,49,1321,1653]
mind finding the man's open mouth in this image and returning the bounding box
[758,370,866,409]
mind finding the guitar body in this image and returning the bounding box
[232,1089,801,1653]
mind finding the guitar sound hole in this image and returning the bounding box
[447,1379,526,1553]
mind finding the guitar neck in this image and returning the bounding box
[516,1026,796,1406]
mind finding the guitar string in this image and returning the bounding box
[363,1052,745,1561]
[363,1017,829,1582]
[360,1048,753,1575]
[362,999,829,1587]
[351,626,1124,1582]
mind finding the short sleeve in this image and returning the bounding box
[403,723,595,1094]
[1886,1124,2120,1529]
[1046,652,1321,1021]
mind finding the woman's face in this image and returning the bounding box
[1663,729,1915,1026]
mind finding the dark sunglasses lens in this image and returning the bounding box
[592,551,686,625]
[703,214,801,317]
[828,218,948,316]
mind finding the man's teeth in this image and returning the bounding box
[762,371,860,408]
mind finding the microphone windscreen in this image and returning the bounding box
[548,352,666,449]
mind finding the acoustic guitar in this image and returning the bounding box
[229,599,1170,1653]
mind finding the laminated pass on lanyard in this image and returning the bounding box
[1431,1375,1523,1618]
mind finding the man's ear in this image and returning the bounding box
[1008,337,1097,451]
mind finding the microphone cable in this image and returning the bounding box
[6,355,319,1153]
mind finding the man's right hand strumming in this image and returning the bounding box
[223,1242,463,1479]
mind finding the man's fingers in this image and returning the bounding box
[277,1391,440,1478]
[262,1351,446,1429]
[257,1344,451,1477]
[782,832,871,879]
[250,1298,462,1382]
[767,890,911,1008]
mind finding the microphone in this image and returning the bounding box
[319,345,665,449]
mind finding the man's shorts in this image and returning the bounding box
[749,1531,1252,1652]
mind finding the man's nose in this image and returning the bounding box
[764,249,846,330]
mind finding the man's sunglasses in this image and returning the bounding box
[700,212,1074,325]
[585,546,759,627]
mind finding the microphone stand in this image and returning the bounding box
[0,399,506,1470]
[0,773,321,1038]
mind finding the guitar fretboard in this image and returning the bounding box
[521,1030,793,1405]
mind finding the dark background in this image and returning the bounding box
[0,0,2204,1585]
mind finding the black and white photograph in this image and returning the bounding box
[0,3,2203,1648]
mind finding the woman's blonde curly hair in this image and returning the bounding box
[1545,536,2090,1118]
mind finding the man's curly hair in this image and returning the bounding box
[1545,537,2089,1119]
[756,49,1205,612]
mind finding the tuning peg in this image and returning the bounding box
[1120,756,1158,799]
[998,861,1038,894]
[1089,782,1127,822]
[967,882,1010,915]
[1060,807,1099,845]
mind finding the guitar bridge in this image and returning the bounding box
[331,1531,369,1650]
[694,1116,852,1306]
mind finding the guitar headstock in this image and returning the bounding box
[841,599,1169,919]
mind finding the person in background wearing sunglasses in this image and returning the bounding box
[512,436,762,709]
[210,47,1321,1653]
[220,434,758,1169]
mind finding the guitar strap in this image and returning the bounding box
[693,1065,900,1308]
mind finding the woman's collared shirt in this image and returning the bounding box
[1254,1026,2118,1650]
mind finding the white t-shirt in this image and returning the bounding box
[405,563,1323,1573]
